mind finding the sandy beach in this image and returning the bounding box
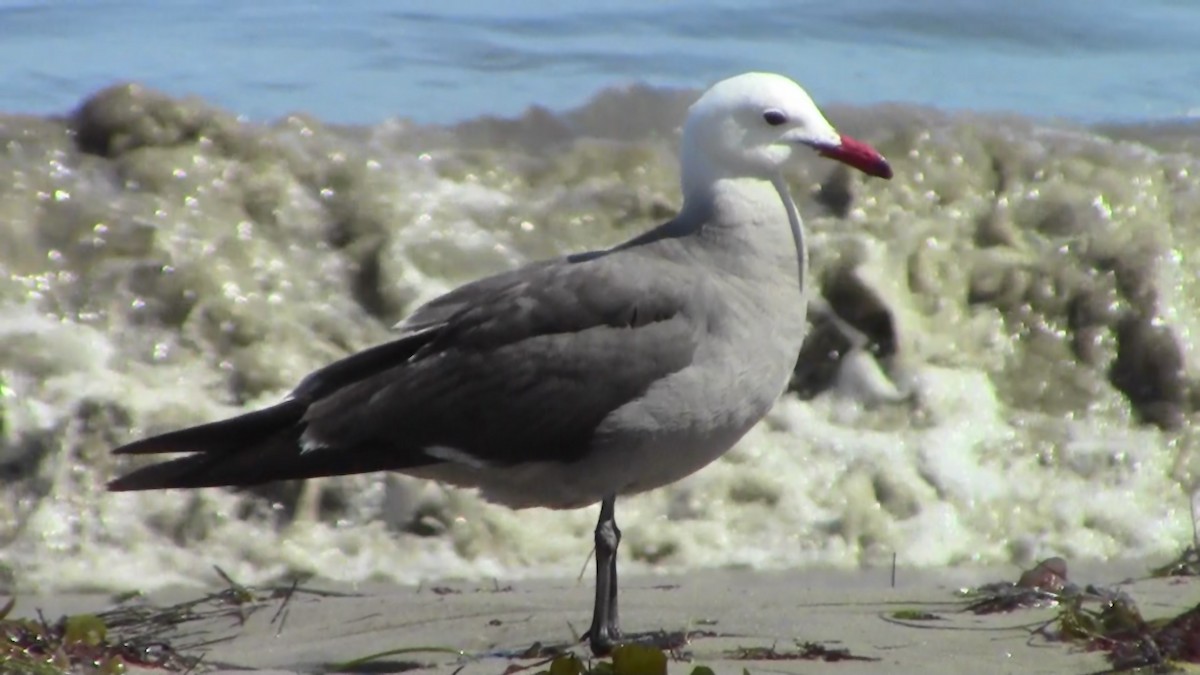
[1,5,1198,675]
[10,560,1191,674]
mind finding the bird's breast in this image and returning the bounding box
[578,275,806,499]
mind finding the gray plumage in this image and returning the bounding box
[110,209,801,508]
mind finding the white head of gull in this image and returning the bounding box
[107,72,892,655]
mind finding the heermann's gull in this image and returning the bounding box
[108,72,892,654]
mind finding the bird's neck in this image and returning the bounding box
[679,173,807,294]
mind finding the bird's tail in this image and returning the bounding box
[108,399,313,491]
[108,330,444,491]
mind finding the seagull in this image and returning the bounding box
[108,72,892,655]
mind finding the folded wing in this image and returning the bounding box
[108,250,702,491]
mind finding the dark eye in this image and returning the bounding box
[763,109,788,126]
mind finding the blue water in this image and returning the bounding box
[1,0,1197,125]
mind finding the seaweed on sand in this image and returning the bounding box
[724,640,878,663]
[960,552,1200,670]
[0,596,138,674]
[1047,592,1200,671]
[960,557,1075,615]
[0,567,358,674]
[1150,545,1200,578]
[482,629,715,675]
[519,644,744,675]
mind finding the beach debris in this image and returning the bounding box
[493,628,713,673]
[889,609,943,621]
[0,568,379,674]
[961,557,1076,614]
[1150,545,1200,578]
[516,641,565,660]
[1046,591,1200,670]
[1016,557,1070,593]
[524,644,727,675]
[881,554,1200,670]
[610,643,668,674]
[956,554,1200,669]
[725,640,878,663]
[0,595,185,674]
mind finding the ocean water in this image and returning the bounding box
[3,0,1200,125]
[1,1,1199,595]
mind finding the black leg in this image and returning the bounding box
[585,495,622,655]
[607,525,619,639]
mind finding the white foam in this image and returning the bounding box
[2,102,1198,595]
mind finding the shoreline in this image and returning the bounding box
[9,561,1192,674]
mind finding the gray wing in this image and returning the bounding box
[394,259,559,335]
[299,250,702,467]
[109,248,704,490]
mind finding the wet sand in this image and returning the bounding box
[11,562,1190,674]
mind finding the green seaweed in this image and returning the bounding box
[1050,593,1200,670]
[527,646,724,675]
[62,614,108,647]
[890,609,943,621]
[951,556,1200,670]
[0,600,133,675]
[546,654,586,675]
[610,643,668,674]
[0,569,362,674]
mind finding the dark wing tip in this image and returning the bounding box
[107,453,214,491]
[112,399,309,456]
